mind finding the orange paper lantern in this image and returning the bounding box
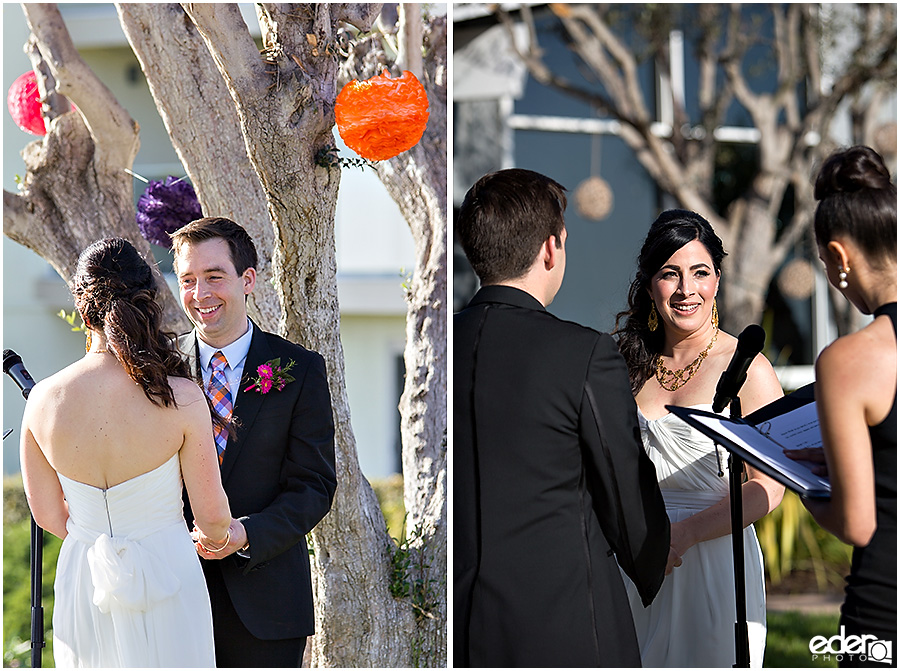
[335,69,429,161]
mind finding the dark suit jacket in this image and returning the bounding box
[454,285,669,667]
[179,323,336,640]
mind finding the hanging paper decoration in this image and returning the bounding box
[7,70,76,136]
[778,258,815,300]
[8,71,48,136]
[874,122,897,158]
[135,176,202,249]
[335,69,429,161]
[574,175,614,221]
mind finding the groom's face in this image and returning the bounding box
[175,237,256,349]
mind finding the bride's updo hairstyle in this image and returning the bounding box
[614,209,727,395]
[71,238,190,407]
[814,145,896,267]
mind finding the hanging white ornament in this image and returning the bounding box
[576,113,614,221]
[575,176,614,221]
[778,258,816,300]
[874,122,897,158]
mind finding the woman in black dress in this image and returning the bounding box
[793,146,896,667]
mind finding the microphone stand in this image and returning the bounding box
[727,396,750,668]
[3,352,44,669]
[30,516,45,669]
[1,435,45,670]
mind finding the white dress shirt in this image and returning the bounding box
[197,319,254,398]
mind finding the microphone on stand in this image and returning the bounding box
[710,324,766,668]
[3,348,45,668]
[712,325,766,414]
[4,350,36,399]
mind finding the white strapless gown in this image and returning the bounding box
[623,404,767,667]
[52,453,216,667]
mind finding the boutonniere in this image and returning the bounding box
[244,358,296,394]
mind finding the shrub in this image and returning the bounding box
[4,477,59,667]
[757,491,852,592]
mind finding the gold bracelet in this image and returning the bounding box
[200,528,231,553]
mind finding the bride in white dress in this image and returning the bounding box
[19,238,233,667]
[613,210,785,667]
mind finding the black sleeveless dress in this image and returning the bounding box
[840,302,897,668]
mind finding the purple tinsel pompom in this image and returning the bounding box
[135,176,202,249]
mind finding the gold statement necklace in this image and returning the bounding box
[655,325,719,392]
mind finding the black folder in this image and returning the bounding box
[666,384,830,500]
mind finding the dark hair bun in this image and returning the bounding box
[72,238,190,407]
[815,145,893,200]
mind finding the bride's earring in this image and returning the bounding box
[85,330,92,353]
[648,303,659,332]
[839,267,849,290]
[711,300,719,329]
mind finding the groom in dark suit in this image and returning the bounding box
[455,169,671,667]
[171,217,336,667]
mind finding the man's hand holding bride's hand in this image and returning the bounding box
[664,519,694,575]
[192,519,248,560]
[665,546,683,575]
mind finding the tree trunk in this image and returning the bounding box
[720,180,783,334]
[181,4,423,665]
[338,10,449,664]
[376,14,448,665]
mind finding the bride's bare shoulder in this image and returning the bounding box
[168,375,207,408]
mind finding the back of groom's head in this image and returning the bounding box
[457,169,567,285]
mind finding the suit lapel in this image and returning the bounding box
[220,324,272,483]
[178,331,203,384]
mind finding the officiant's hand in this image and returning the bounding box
[192,519,248,560]
[784,447,828,476]
[665,547,683,575]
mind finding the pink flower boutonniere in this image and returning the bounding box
[244,358,296,394]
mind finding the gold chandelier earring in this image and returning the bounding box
[711,300,719,329]
[648,302,659,332]
[85,330,92,353]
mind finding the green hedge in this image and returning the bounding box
[756,491,852,592]
[4,477,60,668]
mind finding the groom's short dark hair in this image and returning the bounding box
[171,216,258,276]
[457,169,567,285]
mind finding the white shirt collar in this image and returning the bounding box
[197,319,254,372]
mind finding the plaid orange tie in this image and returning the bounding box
[207,351,232,464]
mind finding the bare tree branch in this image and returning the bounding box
[21,3,139,169]
[489,3,895,333]
[182,3,268,98]
[398,4,423,79]
[3,187,34,244]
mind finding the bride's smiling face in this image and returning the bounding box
[648,239,720,336]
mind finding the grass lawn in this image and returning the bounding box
[766,611,840,668]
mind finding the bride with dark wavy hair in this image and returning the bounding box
[19,237,231,667]
[613,210,785,667]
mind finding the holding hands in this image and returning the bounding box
[665,520,691,575]
[665,547,683,575]
[192,519,248,560]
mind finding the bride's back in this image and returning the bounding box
[28,353,200,490]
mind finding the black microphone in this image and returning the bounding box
[3,349,36,399]
[712,325,766,414]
